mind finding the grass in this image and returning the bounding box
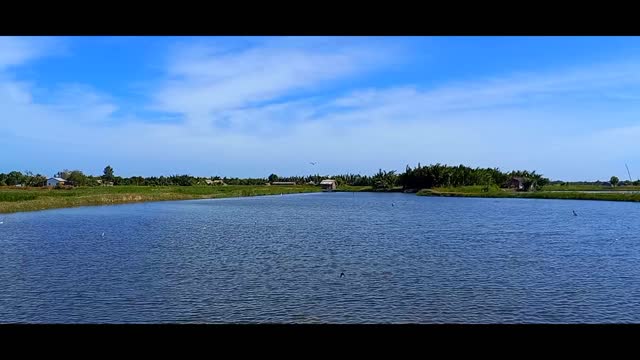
[541,184,640,192]
[0,185,323,214]
[417,186,640,202]
[5,183,639,214]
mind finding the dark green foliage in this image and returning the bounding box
[2,163,547,191]
[103,165,115,182]
[610,176,619,187]
[398,163,549,191]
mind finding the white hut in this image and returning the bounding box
[46,177,67,187]
[319,179,337,191]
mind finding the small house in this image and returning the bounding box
[205,179,226,186]
[96,179,114,186]
[319,179,337,191]
[47,177,67,187]
[507,177,526,191]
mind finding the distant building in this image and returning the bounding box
[508,177,526,191]
[205,179,226,185]
[96,179,114,186]
[271,181,297,186]
[319,179,337,191]
[47,177,67,187]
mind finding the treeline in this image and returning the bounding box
[267,173,376,186]
[398,163,550,191]
[553,180,640,186]
[0,171,48,187]
[1,163,558,190]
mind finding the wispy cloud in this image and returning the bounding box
[0,36,63,71]
[151,38,398,124]
[2,37,640,180]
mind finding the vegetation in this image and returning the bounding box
[398,163,550,191]
[418,187,640,202]
[541,184,640,192]
[610,176,620,187]
[2,163,639,214]
[0,185,322,214]
[103,165,115,183]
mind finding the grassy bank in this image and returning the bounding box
[0,185,322,214]
[417,186,640,202]
[541,184,640,192]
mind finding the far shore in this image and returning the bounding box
[2,184,640,215]
[0,185,324,214]
[416,187,640,203]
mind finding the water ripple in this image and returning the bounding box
[1,193,639,323]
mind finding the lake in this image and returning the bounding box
[1,192,639,323]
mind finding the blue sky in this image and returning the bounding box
[2,36,640,181]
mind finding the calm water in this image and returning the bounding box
[1,192,639,323]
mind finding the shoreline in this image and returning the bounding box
[3,185,639,215]
[416,189,640,203]
[0,186,323,214]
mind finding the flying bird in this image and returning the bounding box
[309,162,318,165]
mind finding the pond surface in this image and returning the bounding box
[1,192,639,323]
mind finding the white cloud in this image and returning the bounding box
[151,39,396,124]
[0,36,62,71]
[3,38,640,181]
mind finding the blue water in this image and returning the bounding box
[1,192,639,323]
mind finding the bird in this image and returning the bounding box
[309,162,318,165]
[340,272,345,278]
[572,210,578,216]
[392,202,395,207]
[101,232,105,237]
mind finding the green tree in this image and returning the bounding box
[372,169,398,190]
[268,174,279,182]
[55,169,72,180]
[103,165,114,182]
[24,171,47,187]
[610,176,619,187]
[67,170,89,186]
[6,171,25,186]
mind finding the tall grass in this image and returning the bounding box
[418,188,640,202]
[0,185,322,214]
